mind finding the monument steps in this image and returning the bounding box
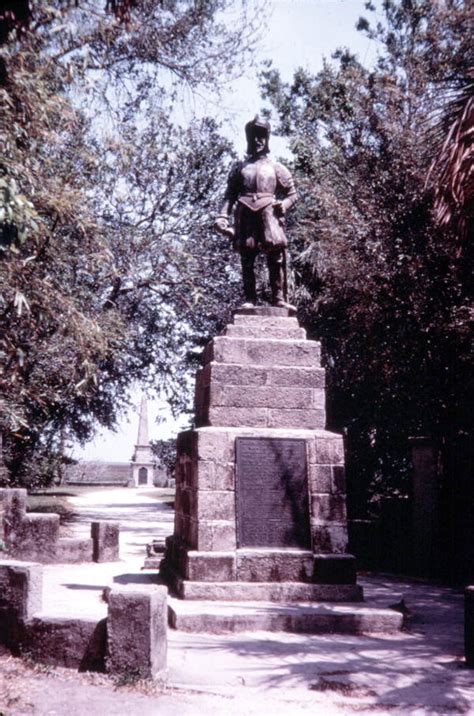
[168,597,403,634]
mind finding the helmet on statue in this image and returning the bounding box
[245,115,271,156]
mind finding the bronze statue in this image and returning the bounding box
[214,116,297,309]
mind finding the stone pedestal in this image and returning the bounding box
[161,308,361,603]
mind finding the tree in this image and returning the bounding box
[0,1,257,485]
[261,0,472,515]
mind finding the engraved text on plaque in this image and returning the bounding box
[235,437,311,548]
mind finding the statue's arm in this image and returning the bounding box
[214,162,241,238]
[274,163,298,216]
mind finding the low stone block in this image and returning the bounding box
[312,554,357,584]
[236,550,314,583]
[55,538,93,563]
[23,616,107,670]
[91,521,120,563]
[107,587,168,679]
[267,366,326,389]
[0,560,43,621]
[7,513,60,561]
[186,552,236,582]
[465,586,474,667]
[0,560,43,648]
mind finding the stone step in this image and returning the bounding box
[168,597,403,634]
[206,385,325,410]
[203,337,321,368]
[226,324,306,340]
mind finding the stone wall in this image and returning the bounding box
[1,488,119,564]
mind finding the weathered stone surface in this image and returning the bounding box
[0,560,43,625]
[7,514,60,561]
[193,460,234,491]
[107,587,167,678]
[315,436,345,464]
[204,336,321,368]
[311,523,349,554]
[168,598,402,634]
[197,430,234,462]
[196,490,235,521]
[236,550,314,583]
[465,586,474,667]
[187,519,237,551]
[313,554,357,584]
[55,538,93,564]
[91,521,120,563]
[226,324,306,340]
[201,364,325,390]
[308,465,332,493]
[171,575,363,602]
[311,494,347,522]
[209,385,318,410]
[185,552,236,582]
[23,616,107,671]
[206,406,267,428]
[267,408,325,430]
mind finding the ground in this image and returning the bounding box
[1,487,473,715]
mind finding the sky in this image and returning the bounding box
[72,0,378,464]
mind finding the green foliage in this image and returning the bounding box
[262,0,472,514]
[150,437,177,479]
[0,0,253,484]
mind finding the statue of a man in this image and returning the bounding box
[214,116,297,309]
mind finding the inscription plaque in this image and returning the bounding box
[235,437,311,549]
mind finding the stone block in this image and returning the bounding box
[0,560,43,620]
[311,523,349,554]
[55,538,93,563]
[267,408,325,429]
[209,385,316,410]
[311,495,347,522]
[204,336,321,368]
[196,460,234,491]
[176,430,197,458]
[308,465,332,493]
[315,436,345,464]
[267,366,326,389]
[192,520,237,551]
[313,554,357,584]
[196,430,234,462]
[186,552,236,581]
[236,550,314,583]
[3,488,27,526]
[23,616,107,671]
[91,522,120,562]
[107,587,167,678]
[7,513,59,561]
[207,406,267,428]
[465,586,474,667]
[226,323,306,340]
[197,490,235,521]
[332,465,346,493]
